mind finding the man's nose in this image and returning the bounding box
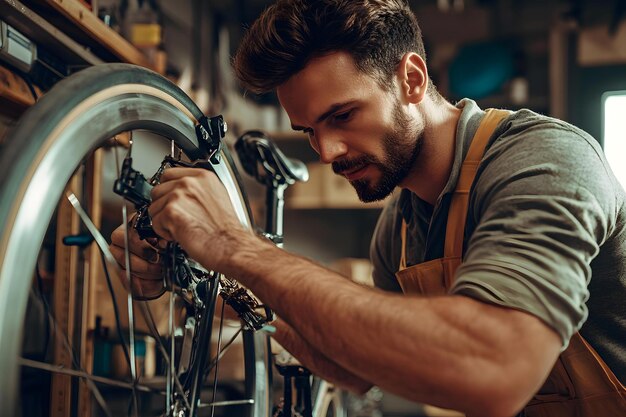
[316,131,348,164]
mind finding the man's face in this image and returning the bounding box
[277,52,423,202]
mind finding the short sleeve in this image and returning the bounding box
[451,117,617,348]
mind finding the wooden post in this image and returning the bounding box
[77,149,104,417]
[549,18,576,120]
[50,174,81,417]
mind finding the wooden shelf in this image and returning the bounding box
[0,0,163,115]
[30,0,154,69]
[0,0,103,68]
[0,65,37,117]
[579,21,626,66]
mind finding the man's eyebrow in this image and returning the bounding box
[290,100,357,131]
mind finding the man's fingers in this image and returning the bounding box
[130,278,166,300]
[152,168,222,201]
[150,177,181,201]
[147,188,183,242]
[158,167,207,183]
[110,243,163,276]
[111,225,162,259]
[111,224,144,249]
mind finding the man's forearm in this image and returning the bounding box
[273,318,372,394]
[217,233,478,402]
[214,231,560,417]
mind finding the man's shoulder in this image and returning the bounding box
[481,109,608,180]
[469,107,624,229]
[495,109,599,150]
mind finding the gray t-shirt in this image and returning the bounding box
[370,99,626,383]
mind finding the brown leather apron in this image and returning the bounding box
[395,109,626,416]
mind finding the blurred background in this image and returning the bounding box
[1,0,625,416]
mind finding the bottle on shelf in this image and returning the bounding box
[119,0,166,71]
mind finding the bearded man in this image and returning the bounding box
[112,1,626,416]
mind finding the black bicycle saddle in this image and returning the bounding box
[235,130,309,186]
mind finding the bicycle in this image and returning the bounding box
[0,63,346,417]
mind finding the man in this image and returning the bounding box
[111,1,626,416]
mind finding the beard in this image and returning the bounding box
[332,99,424,202]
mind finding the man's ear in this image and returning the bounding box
[397,52,428,104]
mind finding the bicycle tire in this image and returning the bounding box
[0,63,271,417]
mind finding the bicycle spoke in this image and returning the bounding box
[20,358,163,394]
[65,194,122,289]
[198,399,256,408]
[210,301,227,417]
[67,193,119,270]
[135,300,192,410]
[167,139,176,416]
[204,326,243,379]
[121,200,140,417]
[99,250,133,373]
[117,135,140,417]
[167,291,175,414]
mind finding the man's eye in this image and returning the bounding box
[333,110,353,122]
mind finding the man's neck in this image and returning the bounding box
[402,99,461,205]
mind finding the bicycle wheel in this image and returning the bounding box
[312,379,347,417]
[0,63,271,417]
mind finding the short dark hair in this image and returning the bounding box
[233,0,436,96]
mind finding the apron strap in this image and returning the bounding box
[399,109,511,270]
[443,108,511,259]
[399,220,408,270]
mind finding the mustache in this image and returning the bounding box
[332,155,376,174]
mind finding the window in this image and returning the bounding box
[602,91,626,189]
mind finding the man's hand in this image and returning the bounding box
[110,166,250,302]
[110,223,166,299]
[148,167,246,272]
